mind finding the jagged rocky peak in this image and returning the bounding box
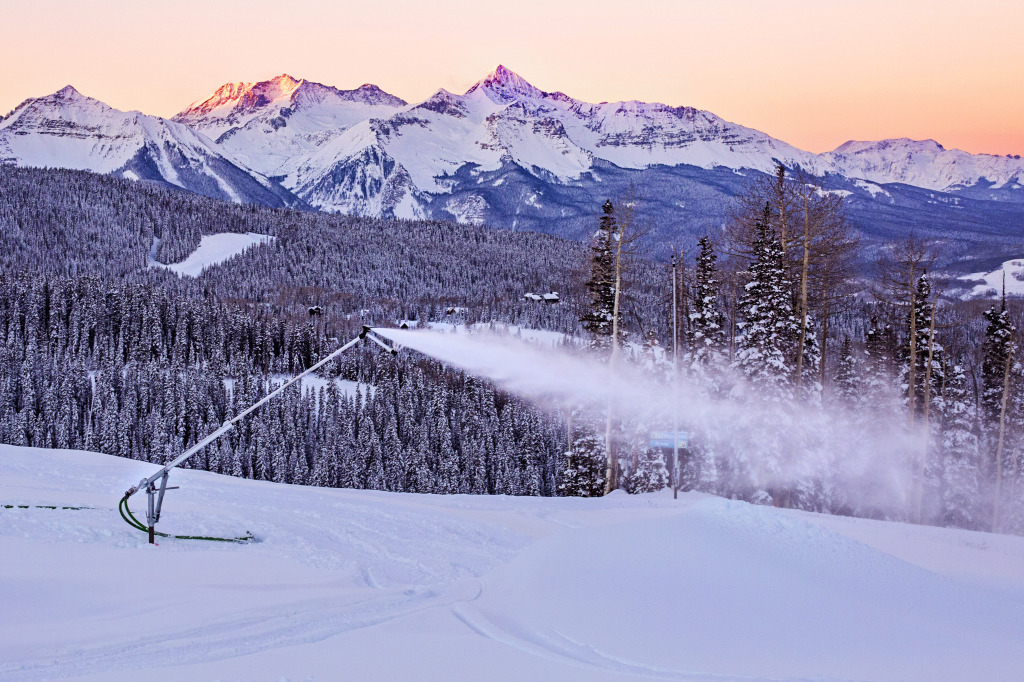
[466,64,544,101]
[260,74,306,97]
[177,74,406,121]
[1,85,111,128]
[176,74,303,119]
[177,81,250,117]
[348,83,407,107]
[20,85,94,112]
[53,85,84,100]
[413,88,469,117]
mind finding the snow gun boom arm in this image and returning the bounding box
[123,327,396,501]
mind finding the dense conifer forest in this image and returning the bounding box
[1,165,1021,533]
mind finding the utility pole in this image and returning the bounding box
[672,253,680,499]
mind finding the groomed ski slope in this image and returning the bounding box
[958,258,1024,299]
[2,445,1024,682]
[150,232,275,277]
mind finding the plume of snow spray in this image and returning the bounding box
[376,327,926,516]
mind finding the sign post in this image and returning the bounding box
[671,254,679,498]
[649,431,689,449]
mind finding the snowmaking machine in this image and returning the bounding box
[119,326,397,543]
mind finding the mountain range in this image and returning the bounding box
[2,65,1023,261]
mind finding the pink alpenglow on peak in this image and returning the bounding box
[465,65,545,101]
[173,74,407,140]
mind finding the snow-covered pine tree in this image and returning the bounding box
[940,362,981,529]
[688,236,725,370]
[557,432,606,497]
[459,376,490,495]
[728,204,805,505]
[625,446,669,493]
[904,273,944,420]
[732,204,798,401]
[430,386,460,494]
[581,200,618,351]
[980,295,1019,531]
[981,298,1016,450]
[832,337,859,407]
[517,411,544,497]
[794,313,823,401]
[862,317,899,411]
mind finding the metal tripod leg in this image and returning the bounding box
[146,482,156,544]
[145,472,172,544]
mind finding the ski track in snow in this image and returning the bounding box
[3,445,1024,681]
[149,232,275,277]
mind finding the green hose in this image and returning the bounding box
[119,495,253,543]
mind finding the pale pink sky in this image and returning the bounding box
[2,0,1021,156]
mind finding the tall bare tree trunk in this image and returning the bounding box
[907,269,919,426]
[795,194,811,388]
[819,296,830,388]
[729,278,737,363]
[603,219,626,495]
[992,350,1013,532]
[916,303,938,524]
[679,248,690,345]
[775,166,791,254]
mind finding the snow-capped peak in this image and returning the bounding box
[824,137,1024,191]
[177,74,304,121]
[831,138,946,156]
[1,85,114,126]
[170,75,408,185]
[175,75,407,132]
[465,65,544,102]
[0,85,296,207]
[53,85,84,100]
[349,83,407,107]
[272,73,300,88]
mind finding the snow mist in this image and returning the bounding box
[375,327,927,517]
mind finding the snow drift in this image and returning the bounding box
[2,444,1023,681]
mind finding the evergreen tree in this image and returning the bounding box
[981,298,1016,441]
[904,273,943,420]
[688,236,725,368]
[833,337,859,407]
[557,433,606,497]
[940,363,981,529]
[581,200,618,350]
[862,317,899,411]
[625,447,669,493]
[732,205,798,400]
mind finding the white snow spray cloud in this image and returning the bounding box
[375,327,928,516]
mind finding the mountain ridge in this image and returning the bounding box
[0,84,300,208]
[2,67,1022,257]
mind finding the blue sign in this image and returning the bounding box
[649,431,689,449]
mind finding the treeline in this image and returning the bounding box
[565,168,1024,533]
[2,165,1022,533]
[0,165,665,337]
[0,274,564,495]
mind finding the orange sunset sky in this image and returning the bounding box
[1,0,1021,156]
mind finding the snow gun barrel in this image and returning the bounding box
[362,326,398,356]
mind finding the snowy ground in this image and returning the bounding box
[2,445,1024,682]
[150,232,275,277]
[955,258,1024,299]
